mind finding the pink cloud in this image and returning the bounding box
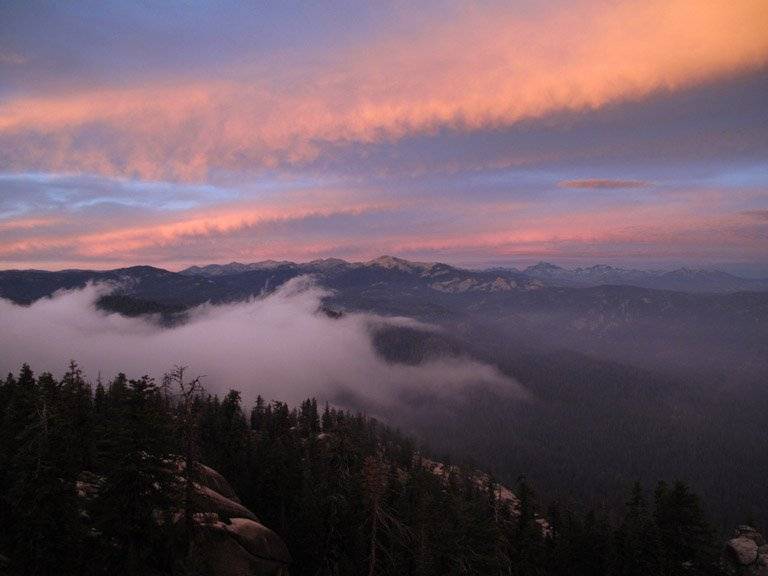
[1,0,766,180]
[559,179,650,190]
[0,216,63,232]
[0,51,26,66]
[0,197,397,261]
[2,182,765,269]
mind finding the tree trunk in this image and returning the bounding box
[368,505,379,576]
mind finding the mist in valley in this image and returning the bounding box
[0,277,525,408]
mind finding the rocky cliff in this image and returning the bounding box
[725,526,768,576]
[77,462,290,576]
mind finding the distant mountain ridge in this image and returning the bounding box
[178,256,768,293]
[2,256,766,313]
[182,260,296,276]
[518,261,768,292]
[177,255,542,295]
[180,255,440,277]
[3,256,760,295]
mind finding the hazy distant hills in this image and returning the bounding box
[1,255,766,375]
[519,261,768,293]
[2,257,767,344]
[180,255,540,293]
[182,259,297,276]
[179,256,768,293]
[3,256,765,309]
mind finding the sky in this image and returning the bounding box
[1,0,767,274]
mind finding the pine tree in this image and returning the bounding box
[611,481,662,576]
[59,361,95,474]
[4,367,85,575]
[653,481,719,576]
[321,401,333,431]
[251,394,266,431]
[94,375,177,573]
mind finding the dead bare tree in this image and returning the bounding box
[163,365,205,536]
[363,453,412,576]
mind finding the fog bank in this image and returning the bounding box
[0,277,525,407]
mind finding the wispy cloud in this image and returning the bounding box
[1,0,766,180]
[0,1,765,272]
[741,209,768,220]
[1,168,765,269]
[0,197,396,261]
[0,51,25,66]
[559,179,650,190]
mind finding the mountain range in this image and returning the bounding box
[180,256,768,293]
[519,261,768,292]
[4,255,765,307]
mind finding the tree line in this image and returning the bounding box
[0,363,728,575]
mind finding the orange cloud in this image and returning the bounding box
[559,179,649,189]
[381,205,766,260]
[2,196,765,269]
[0,51,26,66]
[0,216,63,232]
[0,0,766,180]
[0,199,395,260]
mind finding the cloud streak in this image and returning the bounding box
[0,51,25,66]
[1,0,766,180]
[741,209,768,221]
[1,175,766,271]
[0,191,397,261]
[559,179,650,190]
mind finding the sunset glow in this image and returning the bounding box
[1,0,767,272]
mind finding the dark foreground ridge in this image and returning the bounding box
[0,362,757,575]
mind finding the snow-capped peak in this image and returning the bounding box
[366,255,435,272]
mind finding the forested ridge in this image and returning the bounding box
[0,363,735,575]
[3,262,768,528]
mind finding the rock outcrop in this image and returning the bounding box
[76,461,290,576]
[196,462,242,502]
[421,457,551,537]
[194,517,291,576]
[192,482,259,522]
[191,515,290,576]
[184,462,291,575]
[725,526,768,576]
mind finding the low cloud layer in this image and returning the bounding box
[0,277,525,408]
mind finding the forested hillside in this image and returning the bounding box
[3,259,767,529]
[0,363,732,575]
